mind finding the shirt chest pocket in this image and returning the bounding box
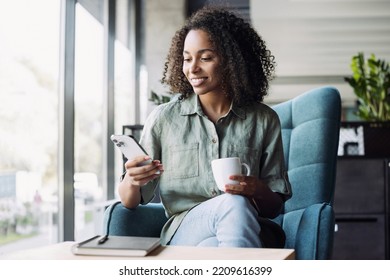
[166,143,199,179]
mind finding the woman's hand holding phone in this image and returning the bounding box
[111,134,163,187]
[118,154,164,208]
[124,155,164,187]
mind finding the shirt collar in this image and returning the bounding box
[230,103,246,120]
[180,93,246,120]
[179,93,201,116]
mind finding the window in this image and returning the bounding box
[0,0,61,253]
[1,0,143,252]
[73,2,105,241]
[114,0,138,188]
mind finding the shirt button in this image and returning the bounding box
[211,189,217,196]
[212,138,217,143]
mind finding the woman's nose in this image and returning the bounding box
[189,61,200,73]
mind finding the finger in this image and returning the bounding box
[224,188,244,196]
[225,182,256,196]
[125,157,161,172]
[130,167,164,186]
[225,184,243,192]
[229,174,246,182]
[129,163,163,179]
[132,172,162,186]
[125,156,153,168]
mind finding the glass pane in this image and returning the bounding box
[0,0,60,253]
[114,0,136,190]
[74,3,104,241]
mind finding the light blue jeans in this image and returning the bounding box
[169,193,262,247]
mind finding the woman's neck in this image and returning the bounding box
[198,93,232,123]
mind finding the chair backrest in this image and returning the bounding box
[272,86,341,213]
[271,86,341,259]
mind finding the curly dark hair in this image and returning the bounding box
[161,5,276,106]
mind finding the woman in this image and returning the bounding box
[118,6,292,247]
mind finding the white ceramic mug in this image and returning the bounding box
[211,157,251,191]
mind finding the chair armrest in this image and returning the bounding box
[283,203,335,260]
[103,202,167,237]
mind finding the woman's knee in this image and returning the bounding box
[218,194,255,211]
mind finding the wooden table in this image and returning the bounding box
[0,241,295,260]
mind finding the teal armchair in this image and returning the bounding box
[103,86,341,260]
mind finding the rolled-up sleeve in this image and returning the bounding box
[259,113,292,201]
[137,105,164,204]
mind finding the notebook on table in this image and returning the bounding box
[71,235,161,257]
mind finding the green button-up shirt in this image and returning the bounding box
[139,93,292,245]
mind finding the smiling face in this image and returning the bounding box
[182,29,224,97]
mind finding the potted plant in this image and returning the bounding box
[149,90,171,106]
[342,52,390,157]
[344,52,390,121]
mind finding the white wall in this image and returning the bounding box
[250,0,390,106]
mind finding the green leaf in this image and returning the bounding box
[345,52,390,121]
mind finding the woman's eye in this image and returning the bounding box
[201,57,211,61]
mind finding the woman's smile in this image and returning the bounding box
[190,77,207,87]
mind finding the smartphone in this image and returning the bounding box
[110,134,152,166]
